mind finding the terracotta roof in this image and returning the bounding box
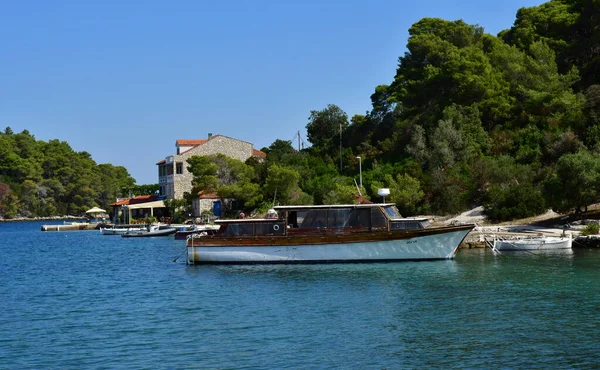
[110,195,160,206]
[354,194,373,204]
[198,190,219,199]
[176,139,207,146]
[156,159,166,165]
[253,149,267,158]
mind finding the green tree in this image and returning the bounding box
[543,151,600,213]
[98,164,136,209]
[306,104,349,154]
[322,182,357,205]
[263,139,297,164]
[188,154,262,212]
[500,0,599,89]
[187,155,220,193]
[484,183,546,222]
[0,182,19,218]
[387,173,425,216]
[264,164,304,205]
[163,198,186,223]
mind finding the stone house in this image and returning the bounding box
[156,134,266,201]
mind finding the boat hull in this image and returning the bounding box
[121,227,177,238]
[100,227,145,235]
[186,226,473,264]
[493,235,572,251]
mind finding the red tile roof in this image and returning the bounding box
[198,191,219,199]
[156,159,166,165]
[176,139,208,146]
[110,195,160,206]
[253,149,267,158]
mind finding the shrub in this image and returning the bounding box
[484,183,546,222]
[581,223,599,236]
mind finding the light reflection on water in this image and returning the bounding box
[0,221,598,368]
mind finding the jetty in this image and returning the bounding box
[41,222,108,231]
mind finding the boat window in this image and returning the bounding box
[287,211,306,228]
[327,209,351,228]
[223,223,254,236]
[383,205,402,219]
[255,222,285,235]
[296,211,307,226]
[345,209,371,228]
[371,208,388,227]
[390,221,423,230]
[299,210,328,229]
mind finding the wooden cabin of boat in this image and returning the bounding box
[210,204,431,238]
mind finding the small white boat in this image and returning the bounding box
[121,225,177,238]
[493,234,572,251]
[174,224,220,240]
[100,226,146,235]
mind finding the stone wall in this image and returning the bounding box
[171,136,254,199]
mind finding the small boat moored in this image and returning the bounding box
[174,224,220,240]
[122,224,177,238]
[186,203,475,264]
[100,226,147,235]
[492,234,572,251]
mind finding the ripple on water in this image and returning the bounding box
[0,222,598,368]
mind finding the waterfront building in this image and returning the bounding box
[110,195,169,224]
[156,134,266,200]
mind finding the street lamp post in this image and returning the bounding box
[356,156,362,190]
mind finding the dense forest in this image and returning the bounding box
[0,128,158,219]
[2,0,600,221]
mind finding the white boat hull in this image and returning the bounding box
[100,227,145,235]
[186,229,470,264]
[493,235,572,251]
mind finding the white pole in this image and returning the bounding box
[339,123,342,170]
[356,156,362,190]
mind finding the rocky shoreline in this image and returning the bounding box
[0,215,85,222]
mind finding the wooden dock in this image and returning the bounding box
[41,222,107,231]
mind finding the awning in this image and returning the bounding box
[123,200,165,210]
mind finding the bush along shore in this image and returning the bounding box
[0,215,86,222]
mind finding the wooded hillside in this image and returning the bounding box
[3,0,599,222]
[0,128,137,218]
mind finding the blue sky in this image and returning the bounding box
[1,0,546,184]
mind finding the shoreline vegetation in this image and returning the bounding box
[0,215,86,222]
[2,1,600,225]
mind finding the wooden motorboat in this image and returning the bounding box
[186,203,474,264]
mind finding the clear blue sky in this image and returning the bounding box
[1,0,545,185]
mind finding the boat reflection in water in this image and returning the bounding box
[186,203,475,264]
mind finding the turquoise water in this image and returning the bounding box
[1,221,598,369]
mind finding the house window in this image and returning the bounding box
[176,162,183,174]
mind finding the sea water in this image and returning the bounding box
[0,221,598,369]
